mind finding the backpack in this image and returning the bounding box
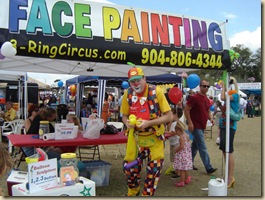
[100,124,119,134]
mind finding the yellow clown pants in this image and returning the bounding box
[123,136,164,196]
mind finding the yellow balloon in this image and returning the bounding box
[129,114,136,125]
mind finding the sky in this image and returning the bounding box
[28,0,261,86]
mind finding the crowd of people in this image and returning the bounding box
[80,91,119,123]
[0,68,261,196]
[119,68,257,196]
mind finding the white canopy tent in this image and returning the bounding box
[0,70,28,119]
[0,55,195,77]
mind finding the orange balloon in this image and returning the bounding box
[228,90,237,95]
[70,85,76,93]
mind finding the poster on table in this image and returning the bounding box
[55,123,77,140]
[0,0,230,71]
[28,158,58,194]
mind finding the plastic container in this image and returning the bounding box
[25,155,38,164]
[82,160,111,187]
[60,153,79,186]
[39,121,49,139]
[60,153,79,174]
[208,176,227,196]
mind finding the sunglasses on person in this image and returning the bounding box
[200,85,210,88]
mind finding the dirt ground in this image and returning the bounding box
[0,116,262,198]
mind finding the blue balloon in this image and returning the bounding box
[187,74,200,89]
[121,81,129,89]
[210,105,215,112]
[58,80,63,87]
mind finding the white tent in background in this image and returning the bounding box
[238,90,247,98]
[0,70,28,119]
[207,87,247,98]
[27,77,51,90]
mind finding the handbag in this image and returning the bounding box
[82,114,105,139]
[230,107,241,121]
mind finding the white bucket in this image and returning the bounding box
[208,178,227,196]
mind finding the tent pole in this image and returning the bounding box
[24,74,28,120]
[97,79,106,119]
[224,71,230,195]
[18,77,21,118]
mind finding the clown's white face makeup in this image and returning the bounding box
[130,78,145,93]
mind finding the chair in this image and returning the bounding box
[0,121,13,140]
[2,119,25,154]
[78,145,101,161]
[106,122,124,131]
[106,122,125,159]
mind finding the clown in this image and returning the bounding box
[120,67,173,196]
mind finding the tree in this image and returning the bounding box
[229,44,253,82]
[250,48,261,82]
[186,44,261,85]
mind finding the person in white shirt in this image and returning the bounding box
[239,95,247,119]
[214,93,224,145]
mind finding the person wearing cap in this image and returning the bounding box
[120,67,173,196]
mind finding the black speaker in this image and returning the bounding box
[6,82,38,104]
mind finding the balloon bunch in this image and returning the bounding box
[0,41,17,60]
[228,49,240,62]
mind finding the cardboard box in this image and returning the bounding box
[83,160,111,187]
[11,176,96,196]
[7,171,28,196]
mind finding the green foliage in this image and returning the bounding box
[186,45,261,84]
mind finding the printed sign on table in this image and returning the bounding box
[55,123,77,140]
[28,158,58,194]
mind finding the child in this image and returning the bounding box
[165,107,183,178]
[66,113,83,133]
[51,114,83,154]
[0,143,14,196]
[173,121,193,187]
